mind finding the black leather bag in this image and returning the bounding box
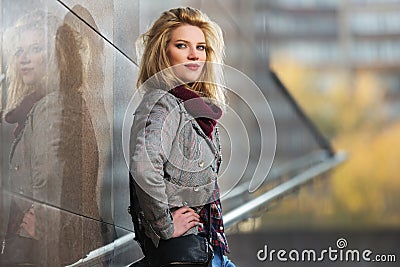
[0,235,39,266]
[144,234,213,267]
[129,174,213,267]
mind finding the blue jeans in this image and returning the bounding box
[212,246,236,267]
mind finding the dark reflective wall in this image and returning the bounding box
[0,2,113,266]
[0,0,136,265]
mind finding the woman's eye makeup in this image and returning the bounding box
[174,43,206,51]
[31,45,43,53]
[176,43,187,49]
[14,44,44,57]
[15,48,24,57]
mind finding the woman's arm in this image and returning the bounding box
[29,94,65,240]
[130,91,199,245]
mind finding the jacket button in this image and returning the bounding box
[13,165,20,171]
[193,186,199,192]
[198,161,204,168]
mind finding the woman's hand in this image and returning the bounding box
[20,206,35,238]
[172,206,200,238]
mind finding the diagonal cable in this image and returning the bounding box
[56,0,138,67]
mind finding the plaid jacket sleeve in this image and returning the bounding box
[129,90,180,247]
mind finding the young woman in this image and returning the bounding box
[130,7,235,267]
[1,10,102,266]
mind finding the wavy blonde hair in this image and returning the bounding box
[4,10,83,112]
[136,7,226,105]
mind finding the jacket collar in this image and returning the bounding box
[169,85,222,139]
[5,91,44,138]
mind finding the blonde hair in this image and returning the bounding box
[4,10,82,112]
[136,7,226,105]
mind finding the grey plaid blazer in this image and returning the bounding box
[129,89,221,247]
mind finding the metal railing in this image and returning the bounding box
[223,150,347,228]
[67,150,346,266]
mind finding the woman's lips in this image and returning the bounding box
[20,67,33,75]
[184,63,201,71]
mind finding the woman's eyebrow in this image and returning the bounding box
[174,39,189,43]
[173,39,206,44]
[28,43,41,47]
[16,42,41,48]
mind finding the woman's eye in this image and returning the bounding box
[176,43,187,49]
[15,48,24,57]
[197,45,206,51]
[31,45,43,53]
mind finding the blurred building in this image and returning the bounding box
[257,0,400,117]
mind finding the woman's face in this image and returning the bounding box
[166,24,206,83]
[15,29,47,86]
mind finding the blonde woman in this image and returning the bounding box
[130,7,235,267]
[1,10,102,266]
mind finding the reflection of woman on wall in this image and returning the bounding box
[1,10,102,266]
[64,4,114,243]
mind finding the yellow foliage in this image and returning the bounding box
[267,55,400,229]
[332,122,400,223]
[271,56,385,138]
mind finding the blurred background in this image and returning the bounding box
[258,0,400,231]
[1,0,399,266]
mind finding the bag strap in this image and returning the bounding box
[128,172,146,253]
[207,203,212,244]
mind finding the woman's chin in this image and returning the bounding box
[179,74,202,84]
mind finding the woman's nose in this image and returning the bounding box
[18,50,31,64]
[187,47,199,60]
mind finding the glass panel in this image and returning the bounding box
[55,0,114,53]
[60,0,140,63]
[1,191,115,265]
[2,0,88,213]
[112,53,138,233]
[0,0,139,264]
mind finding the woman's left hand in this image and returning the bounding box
[172,206,200,237]
[20,206,35,238]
